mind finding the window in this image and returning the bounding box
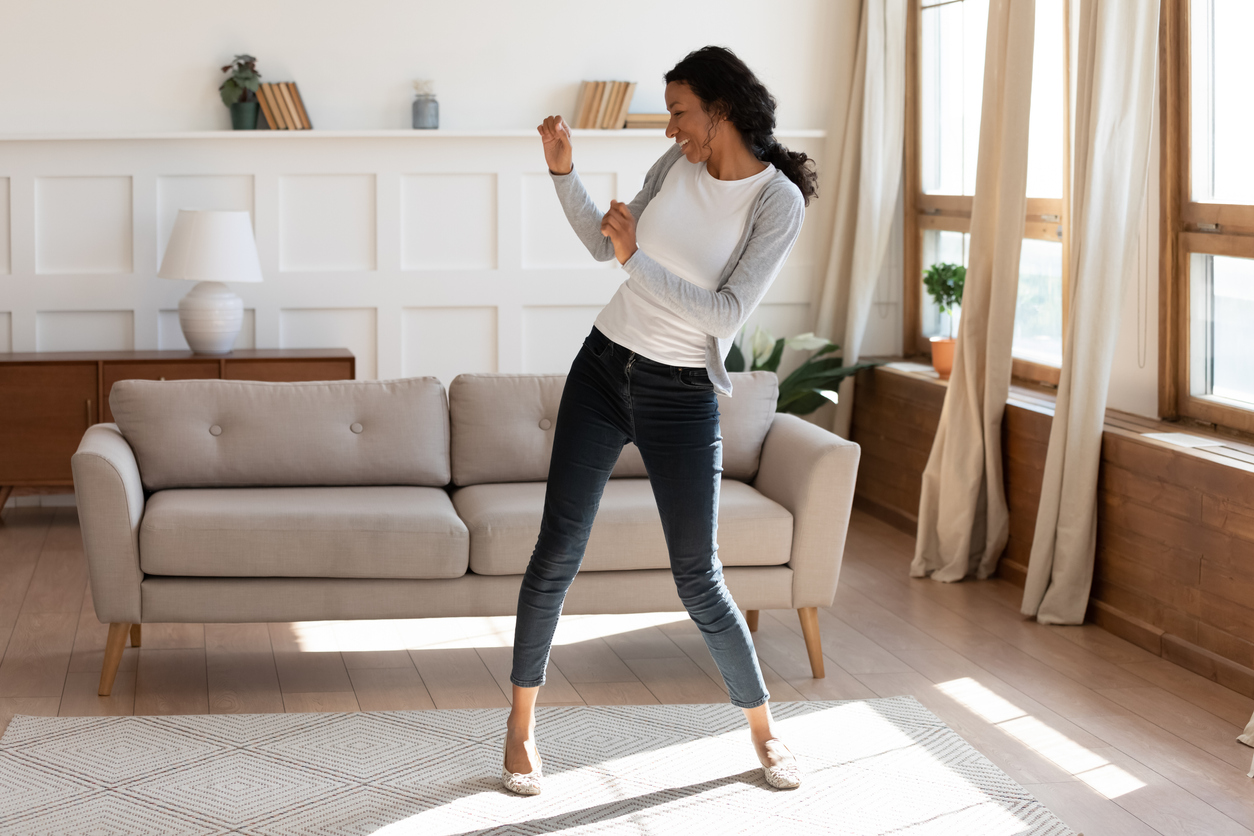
[906,0,1069,386]
[1162,0,1254,433]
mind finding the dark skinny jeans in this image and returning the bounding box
[509,326,771,709]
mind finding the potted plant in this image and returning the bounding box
[725,326,881,415]
[922,261,965,380]
[219,54,262,130]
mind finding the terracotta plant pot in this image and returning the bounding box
[930,336,955,380]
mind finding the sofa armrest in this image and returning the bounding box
[71,423,144,623]
[752,413,861,609]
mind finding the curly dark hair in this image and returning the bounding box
[665,46,818,206]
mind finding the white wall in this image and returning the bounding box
[0,0,855,134]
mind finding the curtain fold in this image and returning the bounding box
[911,0,1035,583]
[813,0,906,439]
[1021,0,1159,623]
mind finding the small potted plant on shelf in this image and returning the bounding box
[219,54,262,130]
[923,261,965,380]
[726,326,881,415]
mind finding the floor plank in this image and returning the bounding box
[135,648,209,716]
[204,623,284,715]
[0,696,61,737]
[347,666,436,712]
[0,612,77,697]
[475,645,585,706]
[407,648,509,709]
[568,681,660,705]
[282,691,360,713]
[58,670,135,717]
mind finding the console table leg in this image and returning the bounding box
[129,624,142,647]
[99,623,130,696]
[745,610,759,632]
[798,607,825,679]
[0,486,13,522]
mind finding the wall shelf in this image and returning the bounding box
[0,129,827,142]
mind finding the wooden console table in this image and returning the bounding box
[0,349,355,510]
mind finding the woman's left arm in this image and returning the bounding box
[616,185,805,340]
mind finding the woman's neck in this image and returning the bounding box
[705,138,768,182]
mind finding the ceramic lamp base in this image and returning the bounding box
[178,281,242,354]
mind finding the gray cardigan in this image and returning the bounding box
[549,143,806,396]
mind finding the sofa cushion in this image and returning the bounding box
[451,478,792,575]
[111,378,450,491]
[140,486,468,579]
[449,371,778,486]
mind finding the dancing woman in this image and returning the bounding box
[503,45,818,795]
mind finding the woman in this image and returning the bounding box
[503,45,818,796]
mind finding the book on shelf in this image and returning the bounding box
[624,113,670,130]
[571,79,637,129]
[254,82,311,130]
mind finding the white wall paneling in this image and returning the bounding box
[0,177,9,274]
[36,310,134,352]
[0,131,825,385]
[402,306,498,386]
[279,174,377,272]
[0,312,10,351]
[521,172,617,269]
[34,176,132,275]
[401,174,496,270]
[280,307,378,379]
[521,305,605,374]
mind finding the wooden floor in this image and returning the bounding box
[1,505,1252,833]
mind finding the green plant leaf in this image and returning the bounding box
[219,78,243,106]
[725,339,745,373]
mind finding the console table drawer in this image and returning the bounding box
[0,363,97,484]
[101,361,221,422]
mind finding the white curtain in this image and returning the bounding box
[813,0,906,439]
[1021,0,1160,623]
[911,0,1035,583]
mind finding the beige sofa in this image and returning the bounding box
[72,372,861,697]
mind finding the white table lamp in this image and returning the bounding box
[158,210,263,354]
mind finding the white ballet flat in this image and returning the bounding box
[761,740,802,789]
[502,755,543,795]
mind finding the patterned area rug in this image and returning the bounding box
[0,696,1076,835]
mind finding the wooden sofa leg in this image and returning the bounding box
[129,624,142,647]
[798,607,825,679]
[745,610,759,632]
[99,622,130,696]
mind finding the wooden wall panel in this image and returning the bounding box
[851,365,1254,697]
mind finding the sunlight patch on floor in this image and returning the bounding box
[936,677,1147,798]
[289,612,694,653]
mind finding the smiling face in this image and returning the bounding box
[665,81,723,163]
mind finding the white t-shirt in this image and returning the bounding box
[594,158,776,367]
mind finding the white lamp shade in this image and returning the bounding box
[158,210,263,283]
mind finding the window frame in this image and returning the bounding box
[904,0,1071,388]
[1160,0,1254,434]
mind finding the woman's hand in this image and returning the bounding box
[537,115,573,175]
[600,199,638,265]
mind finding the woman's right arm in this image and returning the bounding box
[539,115,673,263]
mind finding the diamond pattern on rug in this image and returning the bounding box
[0,696,1078,836]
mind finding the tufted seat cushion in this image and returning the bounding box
[140,486,468,579]
[110,377,450,491]
[448,371,779,486]
[451,477,793,575]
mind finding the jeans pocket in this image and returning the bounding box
[676,367,714,390]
